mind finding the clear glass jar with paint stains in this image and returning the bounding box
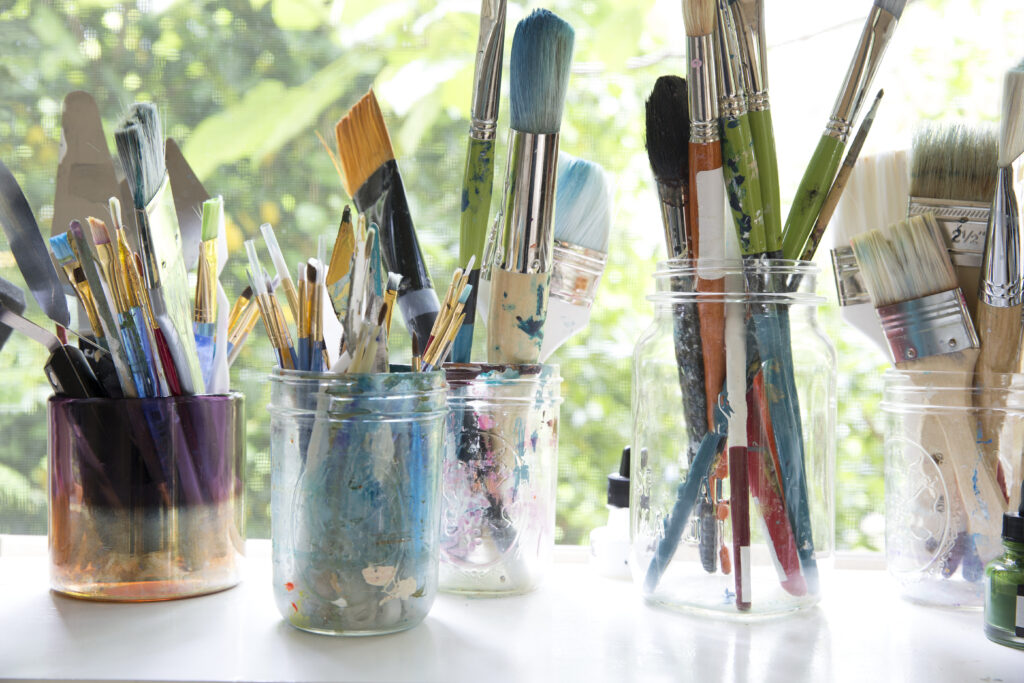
[440,363,562,596]
[268,367,448,635]
[884,370,1020,608]
[631,259,835,616]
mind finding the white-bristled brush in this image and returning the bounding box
[539,152,612,361]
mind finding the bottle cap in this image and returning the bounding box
[607,446,630,508]
[1005,482,1024,542]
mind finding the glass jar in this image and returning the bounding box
[48,392,245,601]
[439,363,562,596]
[883,370,1019,608]
[268,368,447,635]
[631,259,835,616]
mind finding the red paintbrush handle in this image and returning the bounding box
[154,327,182,396]
[748,372,806,597]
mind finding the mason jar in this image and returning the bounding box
[439,363,562,596]
[631,259,835,616]
[883,369,1019,608]
[48,392,246,601]
[268,367,447,635]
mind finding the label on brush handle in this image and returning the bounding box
[908,197,989,268]
[696,168,726,280]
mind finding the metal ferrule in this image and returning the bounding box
[980,164,1024,307]
[715,1,745,107]
[728,0,768,97]
[194,241,217,324]
[826,6,900,142]
[908,197,992,268]
[687,34,720,144]
[877,288,980,364]
[499,130,559,274]
[747,90,770,113]
[551,241,607,307]
[656,181,689,258]
[469,0,506,141]
[830,245,870,306]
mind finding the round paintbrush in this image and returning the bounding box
[976,60,1024,510]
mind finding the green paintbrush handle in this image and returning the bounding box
[720,113,766,256]
[748,108,782,255]
[459,136,497,264]
[782,134,845,260]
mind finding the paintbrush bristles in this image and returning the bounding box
[509,9,575,134]
[682,0,716,36]
[553,152,613,252]
[910,123,998,203]
[852,214,958,308]
[114,102,165,208]
[999,61,1024,166]
[335,90,396,197]
[874,0,908,19]
[645,76,690,184]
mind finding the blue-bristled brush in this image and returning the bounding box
[49,232,104,343]
[193,196,222,388]
[483,8,575,364]
[539,152,612,361]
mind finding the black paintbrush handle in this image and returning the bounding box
[46,345,103,398]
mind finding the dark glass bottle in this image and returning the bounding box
[984,491,1024,650]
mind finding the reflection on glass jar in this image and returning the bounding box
[268,368,447,635]
[632,259,835,616]
[883,369,1020,608]
[48,392,246,601]
[440,363,562,596]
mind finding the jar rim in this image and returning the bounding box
[882,368,1024,412]
[647,258,824,305]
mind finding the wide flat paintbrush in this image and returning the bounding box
[336,90,439,350]
[782,0,907,260]
[486,8,574,364]
[453,0,507,363]
[644,74,716,573]
[852,213,1005,560]
[683,0,727,435]
[540,152,611,360]
[909,122,999,323]
[976,61,1024,510]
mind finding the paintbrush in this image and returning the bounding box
[260,222,299,323]
[486,8,574,364]
[727,0,781,254]
[540,152,612,361]
[909,122,999,322]
[453,0,507,363]
[852,213,1005,559]
[683,0,727,436]
[715,0,767,258]
[245,240,295,370]
[115,102,204,394]
[976,61,1024,510]
[326,206,355,315]
[49,232,104,342]
[829,150,909,354]
[645,75,719,573]
[336,90,440,349]
[782,0,907,260]
[194,197,222,388]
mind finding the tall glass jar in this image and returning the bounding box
[631,259,835,616]
[49,393,246,601]
[268,368,447,635]
[440,363,562,596]
[883,370,1020,608]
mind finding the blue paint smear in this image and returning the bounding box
[461,189,470,212]
[516,315,544,339]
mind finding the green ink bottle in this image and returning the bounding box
[984,482,1024,650]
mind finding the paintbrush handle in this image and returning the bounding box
[748,109,783,255]
[720,114,767,256]
[486,269,550,364]
[782,134,845,260]
[454,137,498,363]
[974,300,1022,491]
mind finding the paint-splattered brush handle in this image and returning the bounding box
[748,109,782,255]
[453,136,498,362]
[486,269,550,364]
[720,114,767,256]
[781,134,845,260]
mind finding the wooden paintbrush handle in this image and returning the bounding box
[974,300,1020,501]
[486,269,551,364]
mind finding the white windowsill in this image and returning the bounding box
[0,537,1012,682]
